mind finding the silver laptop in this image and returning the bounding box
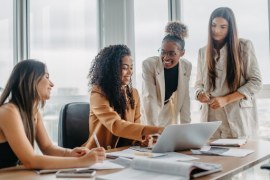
[152,121,221,153]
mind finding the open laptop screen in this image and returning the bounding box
[152,121,221,153]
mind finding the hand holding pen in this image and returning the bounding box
[62,132,105,164]
[93,132,101,148]
[88,132,106,162]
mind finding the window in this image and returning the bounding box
[182,0,269,84]
[182,0,270,137]
[30,0,97,143]
[0,1,13,94]
[134,0,168,93]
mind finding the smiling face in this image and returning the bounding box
[211,17,229,45]
[36,67,54,100]
[160,41,184,69]
[121,55,133,86]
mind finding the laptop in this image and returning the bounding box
[152,121,221,153]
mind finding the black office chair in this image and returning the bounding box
[58,102,90,148]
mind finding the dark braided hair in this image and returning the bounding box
[88,44,135,119]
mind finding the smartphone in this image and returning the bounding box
[56,169,96,178]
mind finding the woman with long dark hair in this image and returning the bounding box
[83,45,163,149]
[195,7,262,138]
[0,60,105,169]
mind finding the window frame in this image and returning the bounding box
[169,0,270,98]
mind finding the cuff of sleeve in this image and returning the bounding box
[141,126,161,140]
[195,89,203,100]
[237,87,250,100]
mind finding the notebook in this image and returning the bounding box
[152,121,221,153]
[96,157,222,180]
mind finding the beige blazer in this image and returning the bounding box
[194,38,262,138]
[142,56,192,126]
[83,85,157,149]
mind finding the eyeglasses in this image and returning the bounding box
[157,49,180,58]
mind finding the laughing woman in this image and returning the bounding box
[83,45,163,149]
[142,21,192,126]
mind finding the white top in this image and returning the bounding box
[195,38,262,138]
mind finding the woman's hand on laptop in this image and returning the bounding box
[141,134,161,148]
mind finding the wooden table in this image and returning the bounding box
[1,140,270,180]
[189,139,270,179]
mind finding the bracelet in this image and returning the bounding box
[196,90,203,99]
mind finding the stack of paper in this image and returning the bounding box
[210,139,247,147]
[191,146,254,157]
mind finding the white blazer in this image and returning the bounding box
[142,56,192,126]
[194,39,262,138]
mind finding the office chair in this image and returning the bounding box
[58,102,90,149]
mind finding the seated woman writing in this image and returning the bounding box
[83,44,164,150]
[0,59,105,169]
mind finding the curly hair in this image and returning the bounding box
[88,44,135,119]
[163,21,188,50]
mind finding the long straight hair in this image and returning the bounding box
[0,60,46,146]
[206,7,242,92]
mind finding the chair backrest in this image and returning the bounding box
[58,102,90,148]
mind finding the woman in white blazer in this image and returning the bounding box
[142,21,192,126]
[195,7,262,138]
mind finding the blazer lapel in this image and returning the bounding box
[156,58,165,107]
[175,59,186,111]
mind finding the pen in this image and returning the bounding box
[210,144,241,147]
[93,132,101,148]
[134,152,153,157]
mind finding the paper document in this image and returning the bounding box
[96,157,222,180]
[89,160,125,170]
[110,157,133,168]
[107,147,198,161]
[155,152,198,162]
[210,139,247,147]
[106,148,166,159]
[36,160,124,174]
[129,146,151,152]
[191,146,254,157]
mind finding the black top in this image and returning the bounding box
[164,64,179,103]
[0,142,19,169]
[116,137,133,148]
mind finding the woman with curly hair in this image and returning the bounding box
[142,21,192,127]
[0,59,105,169]
[195,7,262,138]
[83,44,163,149]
